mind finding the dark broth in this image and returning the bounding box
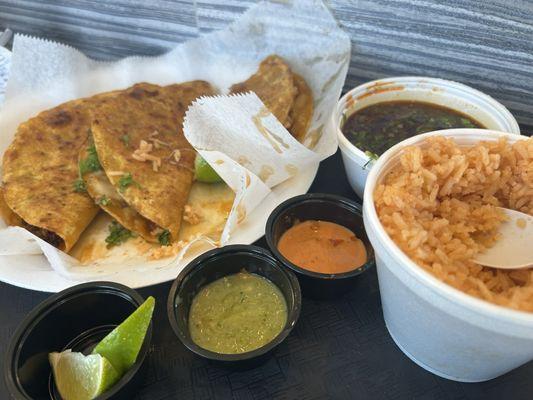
[342,100,484,155]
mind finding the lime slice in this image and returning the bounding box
[194,155,222,183]
[92,296,155,375]
[49,350,119,400]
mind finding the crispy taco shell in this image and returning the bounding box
[90,82,216,242]
[230,55,313,141]
[1,97,114,251]
[230,55,297,128]
[288,73,314,142]
[0,186,22,227]
[79,136,159,243]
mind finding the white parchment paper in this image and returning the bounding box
[0,0,350,286]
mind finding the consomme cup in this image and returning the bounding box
[265,193,375,300]
[166,244,301,368]
[4,282,152,399]
[335,77,521,198]
[363,128,533,382]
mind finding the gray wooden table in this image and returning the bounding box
[1,1,532,399]
[1,0,532,128]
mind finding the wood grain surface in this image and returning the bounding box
[0,0,532,129]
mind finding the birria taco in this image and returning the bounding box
[1,54,311,257]
[1,95,115,251]
[88,81,216,244]
[230,54,314,141]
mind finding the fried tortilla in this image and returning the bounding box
[79,137,159,243]
[230,55,297,129]
[0,186,22,227]
[90,81,216,242]
[230,55,314,141]
[1,97,113,251]
[288,73,314,141]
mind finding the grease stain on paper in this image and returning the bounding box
[259,165,275,182]
[253,107,290,153]
[321,60,347,95]
[285,164,298,176]
[238,155,251,166]
[307,125,324,150]
[236,202,247,224]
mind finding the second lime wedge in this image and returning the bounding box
[194,155,222,183]
[92,296,155,375]
[49,350,119,400]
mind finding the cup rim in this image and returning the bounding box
[4,281,151,400]
[362,128,533,324]
[166,244,302,362]
[334,76,521,168]
[265,192,375,280]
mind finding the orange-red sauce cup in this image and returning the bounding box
[266,193,375,299]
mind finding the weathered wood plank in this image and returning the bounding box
[0,0,198,59]
[332,0,533,126]
[196,0,255,32]
[0,0,531,126]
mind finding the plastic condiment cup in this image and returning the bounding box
[4,281,152,399]
[265,193,375,299]
[335,77,521,198]
[166,244,301,368]
[363,128,533,382]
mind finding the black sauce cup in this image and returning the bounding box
[4,282,152,400]
[167,244,301,368]
[265,193,375,300]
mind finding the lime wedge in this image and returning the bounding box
[194,155,222,183]
[49,350,119,400]
[92,296,155,375]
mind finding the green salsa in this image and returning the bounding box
[342,100,484,156]
[188,271,287,354]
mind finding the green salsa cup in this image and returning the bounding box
[167,244,301,368]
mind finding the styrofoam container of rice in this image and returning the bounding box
[336,77,521,198]
[362,129,533,382]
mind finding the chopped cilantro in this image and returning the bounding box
[158,229,171,246]
[73,178,87,193]
[120,134,130,147]
[341,112,347,127]
[118,172,140,193]
[79,144,102,175]
[105,221,135,248]
[97,195,110,206]
[365,150,379,161]
[460,117,476,128]
[363,151,379,170]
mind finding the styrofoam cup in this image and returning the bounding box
[335,77,521,198]
[362,129,533,382]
